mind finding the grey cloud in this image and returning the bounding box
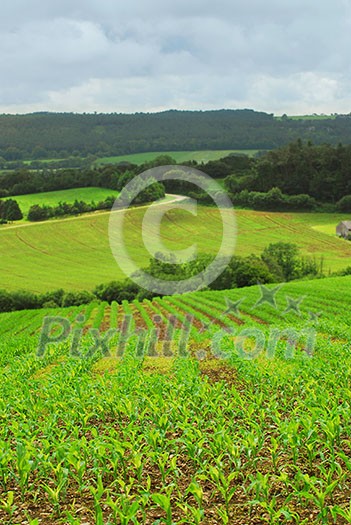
[0,0,350,113]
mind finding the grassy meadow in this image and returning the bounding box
[13,187,119,218]
[1,204,350,293]
[95,150,261,166]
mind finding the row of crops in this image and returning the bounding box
[2,275,350,354]
[0,276,351,523]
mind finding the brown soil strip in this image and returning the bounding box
[130,304,149,331]
[99,305,111,332]
[175,297,239,329]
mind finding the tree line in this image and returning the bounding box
[1,110,351,160]
[27,196,116,221]
[0,156,93,171]
[0,164,123,197]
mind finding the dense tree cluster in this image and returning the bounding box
[0,198,22,222]
[1,110,351,160]
[0,288,96,313]
[0,165,127,197]
[226,140,351,203]
[228,188,317,211]
[127,243,322,297]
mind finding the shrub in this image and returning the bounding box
[62,291,96,307]
[94,280,140,303]
[0,290,15,312]
[11,291,39,310]
[28,205,51,221]
[39,289,65,308]
[230,189,317,211]
[336,195,351,213]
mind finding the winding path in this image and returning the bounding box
[0,194,187,232]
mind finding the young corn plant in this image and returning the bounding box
[88,475,106,525]
[331,500,351,523]
[257,497,297,525]
[15,442,35,498]
[107,495,141,525]
[204,466,238,515]
[248,472,271,504]
[296,474,339,525]
[151,487,174,525]
[42,464,69,515]
[66,452,87,491]
[0,491,17,520]
[156,452,178,485]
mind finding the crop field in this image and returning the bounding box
[12,188,119,218]
[1,205,351,293]
[1,276,351,524]
[95,150,261,166]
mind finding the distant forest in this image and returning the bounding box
[1,109,351,160]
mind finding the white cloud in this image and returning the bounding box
[0,0,350,114]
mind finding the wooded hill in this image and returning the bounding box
[1,109,351,160]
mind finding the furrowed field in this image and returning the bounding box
[1,204,351,292]
[1,276,351,524]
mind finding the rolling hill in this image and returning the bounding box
[1,109,351,161]
[0,276,350,522]
[1,203,350,292]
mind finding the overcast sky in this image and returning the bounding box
[1,0,351,115]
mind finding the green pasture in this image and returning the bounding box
[12,187,119,217]
[95,150,261,166]
[1,205,350,293]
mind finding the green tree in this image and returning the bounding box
[262,242,300,281]
[0,199,23,221]
[27,205,50,221]
[336,195,351,212]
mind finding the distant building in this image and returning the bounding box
[336,220,351,239]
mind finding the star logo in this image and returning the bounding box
[254,284,283,309]
[308,311,322,322]
[195,349,207,361]
[199,320,212,333]
[284,296,305,315]
[223,297,245,316]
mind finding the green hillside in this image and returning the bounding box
[1,110,351,161]
[1,206,350,293]
[2,274,350,339]
[1,276,351,522]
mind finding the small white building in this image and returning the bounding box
[336,220,351,239]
